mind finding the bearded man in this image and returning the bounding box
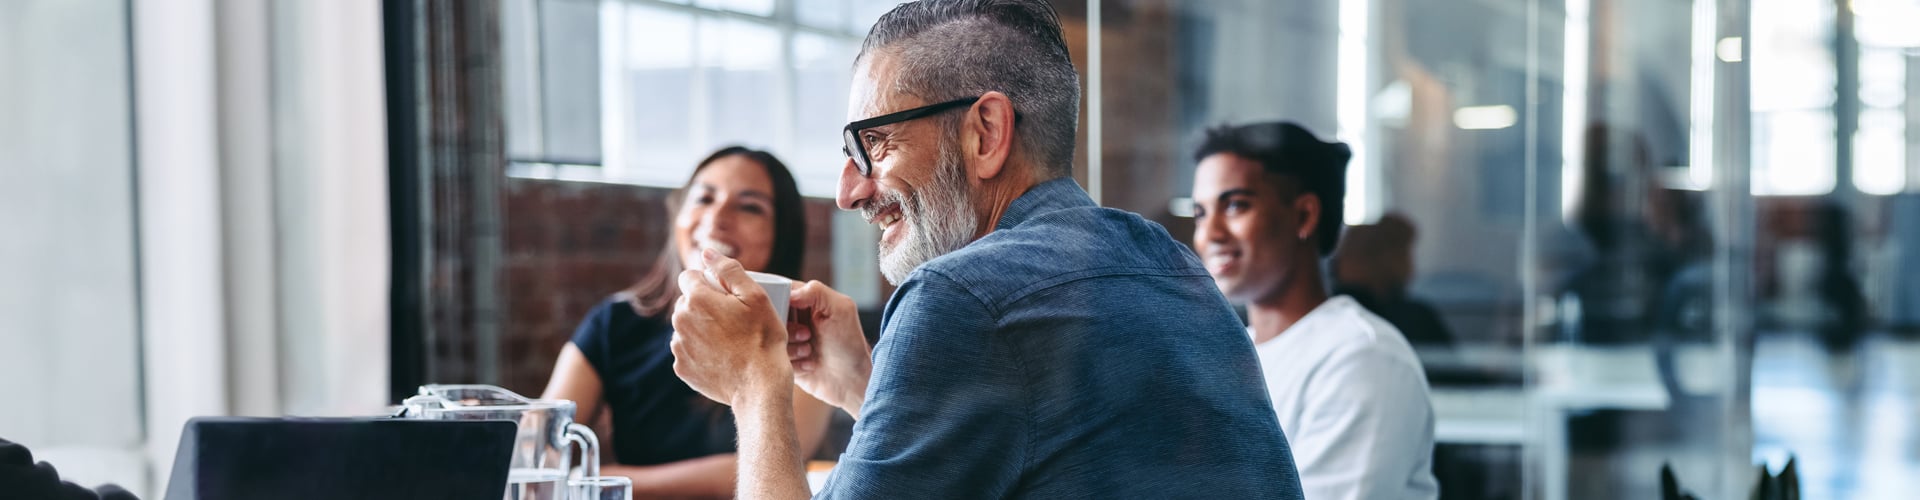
[664,1,1302,497]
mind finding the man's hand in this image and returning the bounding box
[786,280,874,417]
[670,249,792,407]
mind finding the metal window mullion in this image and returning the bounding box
[1910,49,1919,192]
[600,0,630,179]
[776,0,799,163]
[530,0,551,160]
[1835,0,1860,201]
[689,11,711,172]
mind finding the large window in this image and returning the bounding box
[1849,0,1914,195]
[1751,0,1838,195]
[506,0,900,196]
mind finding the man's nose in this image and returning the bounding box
[836,158,874,211]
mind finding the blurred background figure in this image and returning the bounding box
[1762,202,1869,357]
[1556,124,1714,346]
[1333,212,1457,348]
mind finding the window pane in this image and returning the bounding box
[1855,46,1909,195]
[1852,0,1920,48]
[797,0,850,32]
[539,0,603,164]
[502,0,542,160]
[794,33,860,195]
[503,0,602,164]
[695,0,775,17]
[852,0,896,32]
[1751,0,1837,195]
[1854,109,1907,195]
[698,18,782,155]
[1752,0,1835,112]
[620,3,697,184]
[1754,109,1837,195]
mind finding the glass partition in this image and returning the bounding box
[401,0,1920,497]
[1084,0,1911,498]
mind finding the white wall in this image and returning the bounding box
[0,0,149,494]
[267,0,391,419]
[134,0,234,488]
[0,1,390,496]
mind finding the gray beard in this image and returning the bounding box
[873,142,978,285]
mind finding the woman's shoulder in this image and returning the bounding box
[575,293,672,345]
[588,292,670,328]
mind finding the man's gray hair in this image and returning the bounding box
[858,0,1081,178]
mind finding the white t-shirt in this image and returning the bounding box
[1252,295,1440,500]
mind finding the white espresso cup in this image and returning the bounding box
[745,271,793,324]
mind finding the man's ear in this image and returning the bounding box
[1294,192,1322,242]
[963,91,1016,181]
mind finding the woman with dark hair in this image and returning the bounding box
[542,146,830,497]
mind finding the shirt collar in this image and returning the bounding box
[995,177,1094,232]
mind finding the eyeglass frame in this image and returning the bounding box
[843,96,1022,177]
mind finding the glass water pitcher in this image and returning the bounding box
[400,384,600,500]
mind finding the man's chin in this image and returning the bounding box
[878,257,911,287]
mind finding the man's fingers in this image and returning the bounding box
[677,265,755,316]
[677,269,713,297]
[788,280,829,311]
[668,332,689,363]
[669,300,691,333]
[700,249,763,300]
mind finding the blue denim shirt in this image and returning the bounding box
[818,178,1303,499]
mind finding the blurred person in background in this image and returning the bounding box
[1557,124,1715,346]
[664,0,1303,497]
[1332,212,1456,348]
[1190,121,1439,500]
[541,146,832,498]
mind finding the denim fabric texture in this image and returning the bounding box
[817,178,1304,499]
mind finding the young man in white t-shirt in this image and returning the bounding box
[1188,121,1440,500]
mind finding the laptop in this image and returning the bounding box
[164,417,516,500]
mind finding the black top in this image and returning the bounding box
[571,296,737,465]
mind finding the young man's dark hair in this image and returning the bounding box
[1194,122,1352,255]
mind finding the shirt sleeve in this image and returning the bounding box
[568,299,618,377]
[816,270,1027,499]
[1290,347,1434,500]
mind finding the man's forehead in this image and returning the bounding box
[847,54,909,120]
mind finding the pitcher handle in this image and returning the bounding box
[565,422,600,478]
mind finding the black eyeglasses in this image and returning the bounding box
[841,97,981,177]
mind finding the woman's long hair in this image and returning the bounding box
[624,146,807,317]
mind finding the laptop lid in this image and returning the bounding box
[164,417,516,500]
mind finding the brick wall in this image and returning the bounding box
[493,177,838,397]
